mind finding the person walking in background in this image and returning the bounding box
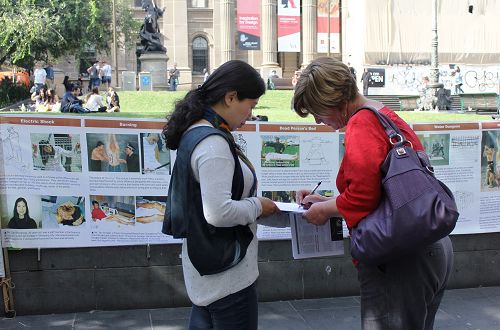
[347,62,357,81]
[162,60,280,329]
[453,66,464,95]
[361,68,370,96]
[168,62,180,91]
[100,60,112,89]
[293,57,453,330]
[267,70,279,90]
[87,60,101,91]
[44,63,54,90]
[33,63,47,92]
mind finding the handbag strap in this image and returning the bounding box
[353,105,409,145]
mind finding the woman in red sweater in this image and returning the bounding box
[293,57,453,330]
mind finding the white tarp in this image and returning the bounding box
[363,0,500,64]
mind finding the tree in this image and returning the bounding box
[0,0,140,68]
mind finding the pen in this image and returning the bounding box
[309,181,322,195]
[301,181,322,207]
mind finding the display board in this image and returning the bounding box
[0,115,499,249]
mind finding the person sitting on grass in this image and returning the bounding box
[85,87,108,113]
[44,89,60,112]
[106,87,120,112]
[31,87,47,112]
[60,84,90,113]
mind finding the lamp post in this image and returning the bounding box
[327,0,331,57]
[427,0,443,109]
[112,0,119,88]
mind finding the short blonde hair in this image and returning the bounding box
[293,57,358,118]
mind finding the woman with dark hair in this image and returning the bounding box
[34,139,80,171]
[293,57,453,330]
[8,197,37,229]
[45,89,60,111]
[85,87,108,112]
[162,60,280,329]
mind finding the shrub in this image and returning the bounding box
[0,77,31,108]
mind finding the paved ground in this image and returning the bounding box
[0,286,498,329]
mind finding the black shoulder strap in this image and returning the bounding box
[181,126,244,200]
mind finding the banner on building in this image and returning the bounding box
[278,0,301,52]
[1,115,500,249]
[317,0,340,53]
[368,68,386,87]
[237,0,261,50]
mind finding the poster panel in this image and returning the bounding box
[412,122,496,234]
[252,123,339,240]
[1,115,500,249]
[0,115,179,248]
[317,0,340,53]
[278,0,301,52]
[237,0,261,50]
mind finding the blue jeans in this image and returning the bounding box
[357,236,453,330]
[170,78,178,91]
[188,282,257,330]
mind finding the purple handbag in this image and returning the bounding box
[349,106,459,265]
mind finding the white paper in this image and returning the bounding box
[274,201,305,213]
[289,214,344,259]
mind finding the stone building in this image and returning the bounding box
[55,0,500,93]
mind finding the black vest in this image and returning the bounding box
[162,126,254,276]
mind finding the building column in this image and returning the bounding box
[301,0,316,68]
[220,0,235,64]
[261,0,280,76]
[164,0,191,90]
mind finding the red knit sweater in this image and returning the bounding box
[336,107,424,229]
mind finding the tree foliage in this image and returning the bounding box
[0,0,140,68]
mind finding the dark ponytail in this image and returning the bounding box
[163,90,207,150]
[163,60,266,150]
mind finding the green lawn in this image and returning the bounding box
[3,90,490,123]
[119,90,491,123]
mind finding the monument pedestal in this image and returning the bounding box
[139,52,169,91]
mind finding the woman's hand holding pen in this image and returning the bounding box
[296,190,329,208]
[258,197,280,218]
[296,181,334,226]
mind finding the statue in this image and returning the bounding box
[138,0,166,54]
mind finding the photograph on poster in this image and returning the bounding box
[233,132,248,155]
[481,130,500,191]
[140,133,170,175]
[0,195,42,229]
[417,133,451,166]
[89,195,135,227]
[86,133,140,172]
[262,190,297,203]
[135,196,166,224]
[0,126,30,170]
[31,133,82,172]
[41,196,85,228]
[261,135,300,167]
